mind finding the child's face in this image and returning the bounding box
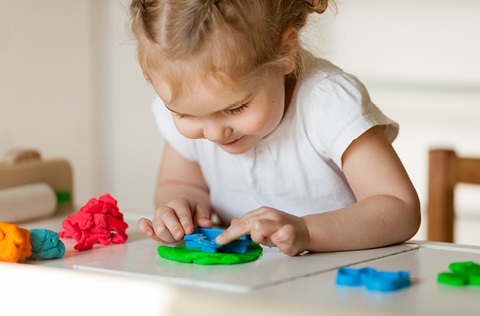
[151,68,288,155]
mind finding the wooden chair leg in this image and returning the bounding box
[427,149,456,242]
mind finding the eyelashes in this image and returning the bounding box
[173,103,249,119]
[223,104,248,115]
[173,112,191,119]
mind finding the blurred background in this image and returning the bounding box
[1,0,479,243]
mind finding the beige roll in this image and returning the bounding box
[0,183,57,223]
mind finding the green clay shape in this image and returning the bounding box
[438,261,480,286]
[158,243,263,265]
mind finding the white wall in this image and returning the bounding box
[0,0,161,214]
[311,0,480,243]
[1,0,479,243]
[0,1,95,203]
[90,1,162,214]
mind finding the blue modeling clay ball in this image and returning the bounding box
[29,229,65,259]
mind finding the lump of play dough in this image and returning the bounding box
[157,243,263,265]
[29,229,65,259]
[59,194,128,251]
[0,222,32,263]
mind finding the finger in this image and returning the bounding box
[271,225,299,256]
[249,219,281,246]
[154,206,185,241]
[166,199,199,236]
[215,219,251,245]
[137,217,153,236]
[193,204,213,229]
[137,218,163,242]
[175,206,196,236]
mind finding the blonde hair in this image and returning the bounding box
[130,0,332,93]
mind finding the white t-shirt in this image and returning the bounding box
[152,58,398,224]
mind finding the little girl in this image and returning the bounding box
[130,0,420,256]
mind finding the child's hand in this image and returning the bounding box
[215,207,310,256]
[137,198,212,243]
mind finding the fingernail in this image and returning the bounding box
[175,231,183,240]
[146,230,153,237]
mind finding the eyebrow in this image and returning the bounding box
[164,93,253,116]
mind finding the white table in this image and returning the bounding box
[2,212,480,315]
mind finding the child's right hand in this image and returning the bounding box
[137,197,212,243]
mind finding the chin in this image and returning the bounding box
[218,141,257,155]
[219,146,250,155]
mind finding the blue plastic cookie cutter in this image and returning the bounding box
[336,267,411,292]
[183,227,252,253]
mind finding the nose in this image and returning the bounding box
[202,120,232,143]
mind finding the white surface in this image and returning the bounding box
[74,241,417,292]
[0,262,175,316]
[6,215,480,315]
[0,182,57,222]
[246,241,480,316]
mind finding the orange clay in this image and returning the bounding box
[0,222,32,263]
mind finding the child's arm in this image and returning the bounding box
[304,125,421,252]
[216,126,421,255]
[137,144,212,243]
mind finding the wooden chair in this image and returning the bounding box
[427,149,480,242]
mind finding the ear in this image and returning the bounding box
[280,27,299,75]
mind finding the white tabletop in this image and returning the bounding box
[2,212,480,315]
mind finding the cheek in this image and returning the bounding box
[240,106,283,135]
[173,119,202,139]
[250,94,285,133]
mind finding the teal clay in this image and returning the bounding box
[29,229,65,259]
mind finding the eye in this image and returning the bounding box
[173,112,192,119]
[224,104,248,115]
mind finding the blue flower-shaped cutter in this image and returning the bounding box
[183,227,252,253]
[29,229,66,259]
[336,267,411,292]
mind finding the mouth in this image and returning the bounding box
[220,136,244,146]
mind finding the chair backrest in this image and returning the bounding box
[427,149,480,242]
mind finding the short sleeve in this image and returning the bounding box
[151,96,198,161]
[300,71,399,169]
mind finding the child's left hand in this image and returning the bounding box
[215,207,310,256]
